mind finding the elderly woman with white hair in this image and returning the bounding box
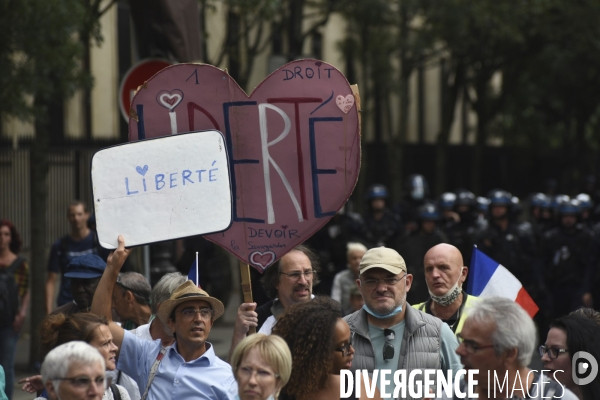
[38,341,106,400]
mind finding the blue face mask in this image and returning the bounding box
[362,303,403,319]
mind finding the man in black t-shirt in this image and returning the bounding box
[45,201,104,314]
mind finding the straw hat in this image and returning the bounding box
[157,280,225,324]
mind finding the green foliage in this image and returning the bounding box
[0,0,92,122]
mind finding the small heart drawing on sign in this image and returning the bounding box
[136,165,148,176]
[249,251,276,271]
[281,225,288,230]
[156,89,184,111]
[336,94,354,114]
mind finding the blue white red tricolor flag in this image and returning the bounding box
[188,252,201,288]
[467,246,539,317]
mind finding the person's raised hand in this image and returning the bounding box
[107,235,132,271]
[234,303,258,335]
[19,375,43,394]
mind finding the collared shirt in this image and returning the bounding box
[130,322,153,342]
[258,295,314,335]
[118,330,237,400]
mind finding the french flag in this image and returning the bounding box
[467,246,539,317]
[188,255,202,288]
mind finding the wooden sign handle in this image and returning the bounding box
[239,261,256,335]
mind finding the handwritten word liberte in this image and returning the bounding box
[124,162,218,195]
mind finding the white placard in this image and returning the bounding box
[91,130,232,249]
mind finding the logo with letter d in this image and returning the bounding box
[572,351,598,386]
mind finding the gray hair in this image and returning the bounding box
[467,297,536,366]
[117,272,151,306]
[42,341,105,391]
[347,242,367,258]
[150,272,186,314]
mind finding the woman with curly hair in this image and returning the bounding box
[0,219,29,400]
[272,296,380,400]
[21,313,131,400]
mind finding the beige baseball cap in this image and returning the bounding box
[359,247,407,275]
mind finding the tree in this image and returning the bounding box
[1,0,100,364]
[498,0,600,190]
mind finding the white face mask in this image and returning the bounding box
[428,268,464,306]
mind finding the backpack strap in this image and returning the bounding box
[6,256,25,275]
[110,383,122,400]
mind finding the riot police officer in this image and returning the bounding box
[395,203,448,305]
[539,199,595,322]
[362,184,403,248]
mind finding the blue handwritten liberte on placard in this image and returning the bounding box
[124,160,219,195]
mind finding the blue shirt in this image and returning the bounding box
[47,232,104,306]
[118,330,237,400]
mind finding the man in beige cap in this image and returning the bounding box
[343,246,462,400]
[91,236,237,400]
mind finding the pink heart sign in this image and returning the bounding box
[336,94,354,114]
[128,59,361,272]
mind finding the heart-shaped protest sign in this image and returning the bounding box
[128,60,360,272]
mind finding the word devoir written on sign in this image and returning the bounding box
[128,59,361,272]
[91,130,232,249]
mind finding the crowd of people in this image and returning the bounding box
[1,176,600,400]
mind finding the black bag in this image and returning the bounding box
[0,256,24,328]
[110,383,122,400]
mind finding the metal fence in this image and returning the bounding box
[0,146,103,251]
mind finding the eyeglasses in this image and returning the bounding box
[361,274,406,290]
[179,307,214,320]
[456,333,495,354]
[279,270,315,280]
[539,345,569,359]
[383,329,395,361]
[237,366,279,382]
[55,376,107,390]
[335,342,353,357]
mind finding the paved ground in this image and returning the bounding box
[10,290,240,400]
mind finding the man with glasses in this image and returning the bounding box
[344,246,461,399]
[112,272,152,329]
[91,236,237,400]
[443,297,577,399]
[229,245,319,358]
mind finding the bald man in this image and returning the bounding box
[413,243,478,334]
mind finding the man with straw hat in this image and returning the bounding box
[91,235,237,400]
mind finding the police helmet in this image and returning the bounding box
[365,184,389,200]
[488,190,512,206]
[530,193,551,208]
[455,190,477,207]
[550,194,570,211]
[558,199,580,215]
[405,174,429,201]
[575,193,593,210]
[476,196,490,212]
[438,192,457,210]
[418,203,441,221]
